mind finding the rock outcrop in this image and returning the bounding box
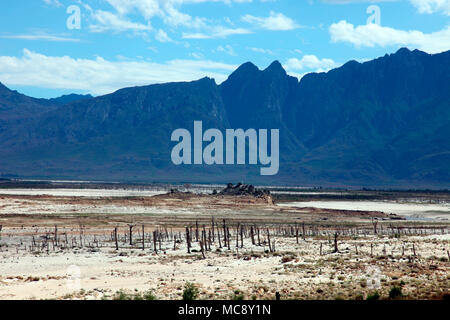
[219,183,273,204]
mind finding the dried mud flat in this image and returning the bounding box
[0,190,449,300]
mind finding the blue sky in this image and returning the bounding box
[0,0,449,98]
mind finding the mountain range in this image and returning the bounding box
[0,48,449,188]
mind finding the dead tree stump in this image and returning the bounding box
[333,233,339,253]
[372,218,378,234]
[153,231,158,254]
[114,227,119,251]
[302,223,306,240]
[195,220,199,242]
[250,226,255,245]
[186,227,191,254]
[240,226,244,248]
[200,241,206,259]
[128,225,134,246]
[141,225,145,251]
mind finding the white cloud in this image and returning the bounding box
[104,0,252,19]
[161,4,208,29]
[410,0,450,15]
[102,0,248,29]
[285,55,338,71]
[155,29,173,42]
[86,0,253,40]
[42,0,62,7]
[249,47,275,55]
[182,26,252,38]
[329,20,450,53]
[190,52,204,59]
[0,34,80,42]
[323,0,450,15]
[0,49,238,96]
[241,11,299,30]
[89,10,153,33]
[321,0,394,3]
[283,54,340,80]
[216,44,236,55]
[104,0,160,19]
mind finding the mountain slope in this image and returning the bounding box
[0,82,60,131]
[285,48,450,185]
[0,48,448,187]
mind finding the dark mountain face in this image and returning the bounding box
[0,82,59,122]
[0,78,232,180]
[0,48,449,187]
[0,82,63,142]
[0,85,95,138]
[220,60,305,162]
[283,49,450,185]
[221,61,294,128]
[49,93,94,104]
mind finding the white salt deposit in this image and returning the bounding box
[0,189,166,198]
[278,200,450,220]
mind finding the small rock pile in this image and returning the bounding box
[219,183,270,198]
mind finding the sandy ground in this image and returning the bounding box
[0,232,448,300]
[0,190,448,300]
